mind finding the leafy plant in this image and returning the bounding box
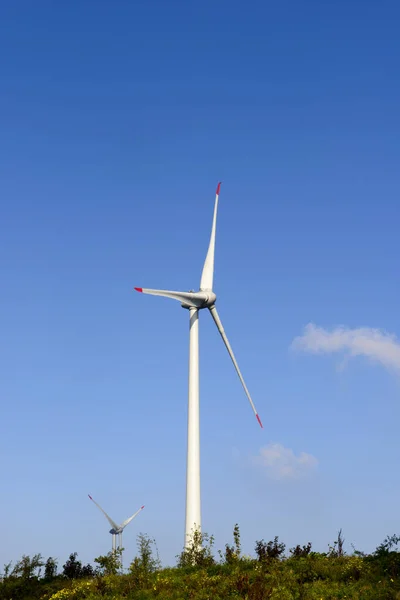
[94,548,123,576]
[44,557,58,581]
[12,554,44,579]
[177,529,216,568]
[289,542,312,558]
[328,528,345,558]
[129,533,161,586]
[62,553,94,580]
[255,536,285,562]
[224,524,242,564]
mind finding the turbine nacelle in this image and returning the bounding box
[181,290,217,310]
[109,527,123,535]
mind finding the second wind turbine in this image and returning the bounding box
[88,495,144,554]
[135,182,262,547]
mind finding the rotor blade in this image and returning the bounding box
[119,505,145,530]
[134,287,210,308]
[199,182,221,292]
[208,306,263,428]
[88,495,119,530]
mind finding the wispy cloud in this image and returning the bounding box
[252,443,318,480]
[291,323,400,373]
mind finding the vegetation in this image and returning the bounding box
[1,527,400,599]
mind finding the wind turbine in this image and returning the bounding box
[134,182,263,547]
[88,494,144,554]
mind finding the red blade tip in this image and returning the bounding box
[216,182,222,195]
[141,505,145,509]
[256,414,263,428]
[134,287,143,293]
[88,495,93,500]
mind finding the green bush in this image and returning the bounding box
[2,530,400,600]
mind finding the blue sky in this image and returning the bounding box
[1,0,399,569]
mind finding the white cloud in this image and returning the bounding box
[291,323,400,373]
[252,443,318,480]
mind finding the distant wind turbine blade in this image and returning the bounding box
[88,495,119,530]
[134,287,211,308]
[208,306,263,428]
[200,182,221,292]
[119,505,145,530]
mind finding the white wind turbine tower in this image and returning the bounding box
[135,182,263,547]
[88,495,144,554]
